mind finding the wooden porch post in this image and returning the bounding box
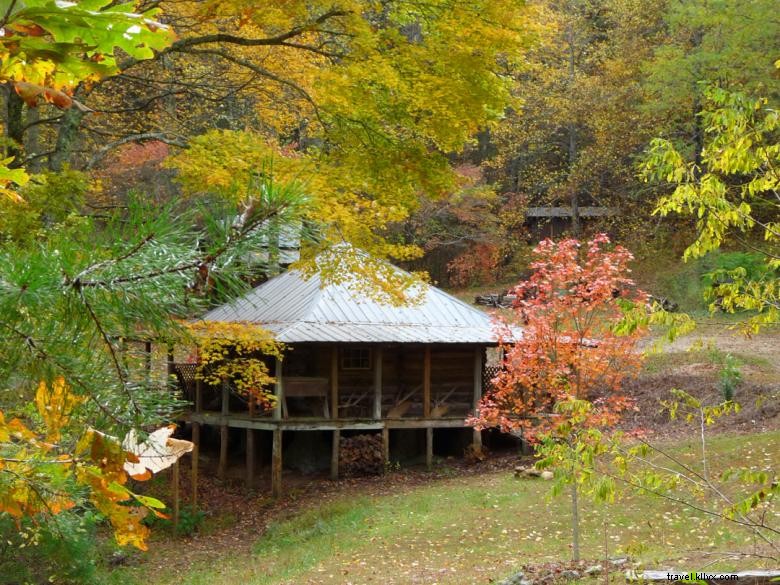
[218,379,229,479]
[191,422,200,508]
[144,340,152,382]
[382,426,389,465]
[472,347,483,450]
[330,347,338,420]
[246,429,255,488]
[423,346,431,418]
[273,356,283,420]
[271,428,282,497]
[373,346,383,419]
[172,459,180,533]
[426,427,433,470]
[166,344,174,378]
[330,430,340,480]
[195,379,203,413]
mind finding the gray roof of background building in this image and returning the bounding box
[200,252,507,344]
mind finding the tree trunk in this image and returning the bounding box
[566,24,580,236]
[5,87,25,166]
[690,28,704,176]
[25,106,41,173]
[49,106,85,171]
[571,482,580,561]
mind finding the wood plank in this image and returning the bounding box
[426,427,433,470]
[526,206,618,218]
[473,348,484,451]
[191,422,200,508]
[246,428,255,488]
[273,357,283,420]
[473,428,483,450]
[221,379,230,415]
[330,347,339,420]
[373,347,383,419]
[218,424,228,479]
[330,430,340,480]
[271,429,282,498]
[382,426,389,465]
[172,460,180,533]
[472,347,483,412]
[144,341,152,382]
[186,412,470,431]
[195,379,203,413]
[423,346,431,418]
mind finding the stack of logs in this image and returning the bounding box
[339,433,384,476]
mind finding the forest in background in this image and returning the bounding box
[0,0,778,582]
[2,0,778,291]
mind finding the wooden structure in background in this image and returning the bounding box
[176,248,514,496]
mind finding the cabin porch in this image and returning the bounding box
[174,343,488,497]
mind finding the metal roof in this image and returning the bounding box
[200,252,507,344]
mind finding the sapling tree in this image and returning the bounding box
[606,390,779,563]
[471,234,649,560]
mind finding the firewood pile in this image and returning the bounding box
[339,433,384,476]
[474,291,517,308]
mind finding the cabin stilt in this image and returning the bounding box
[191,422,200,508]
[246,429,255,488]
[271,428,282,497]
[425,427,433,470]
[330,429,340,480]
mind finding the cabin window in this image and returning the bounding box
[341,347,372,370]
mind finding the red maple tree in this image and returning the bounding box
[472,234,648,440]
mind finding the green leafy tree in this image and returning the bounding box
[642,0,780,164]
[0,0,173,195]
[641,86,779,331]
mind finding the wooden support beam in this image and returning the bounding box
[218,424,228,480]
[166,344,174,378]
[191,422,200,509]
[426,427,433,470]
[473,348,484,451]
[473,347,483,412]
[423,346,431,418]
[172,460,180,534]
[144,341,152,382]
[195,379,203,413]
[246,429,255,488]
[273,357,283,420]
[330,347,338,420]
[271,429,282,498]
[373,347,383,419]
[330,430,340,480]
[220,378,230,478]
[221,379,230,415]
[382,426,389,465]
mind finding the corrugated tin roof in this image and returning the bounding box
[200,250,509,344]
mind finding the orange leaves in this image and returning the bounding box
[13,81,92,112]
[1,378,185,550]
[472,234,648,440]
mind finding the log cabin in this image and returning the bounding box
[176,250,512,497]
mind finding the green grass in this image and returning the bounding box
[642,346,772,375]
[104,432,780,585]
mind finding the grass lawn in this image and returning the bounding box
[104,432,780,585]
